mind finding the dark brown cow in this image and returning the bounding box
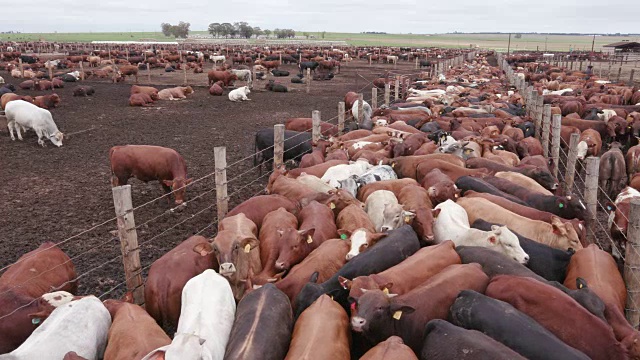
[599,142,627,201]
[0,242,77,354]
[102,301,171,360]
[129,93,154,106]
[285,295,350,360]
[285,118,339,137]
[144,235,216,328]
[420,168,459,205]
[350,263,489,353]
[487,275,628,360]
[109,145,192,205]
[516,137,543,157]
[130,85,159,100]
[118,65,139,82]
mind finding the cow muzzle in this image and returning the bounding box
[351,316,366,332]
[219,263,236,277]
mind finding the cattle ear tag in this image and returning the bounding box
[559,203,564,208]
[391,163,395,168]
[244,244,251,253]
[392,311,402,320]
[31,318,41,325]
[404,215,411,224]
[383,288,389,295]
[340,234,348,240]
[307,235,313,244]
[330,202,336,209]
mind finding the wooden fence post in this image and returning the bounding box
[273,124,285,169]
[617,67,623,82]
[357,93,364,124]
[338,102,345,135]
[214,147,228,220]
[306,68,311,94]
[394,76,400,100]
[564,133,580,195]
[542,106,551,158]
[371,87,378,110]
[584,156,601,245]
[384,83,391,106]
[630,69,636,86]
[183,64,187,86]
[112,185,144,305]
[19,58,24,78]
[550,114,562,178]
[538,104,550,141]
[415,56,419,69]
[146,63,151,83]
[48,66,53,82]
[625,199,640,327]
[312,110,321,142]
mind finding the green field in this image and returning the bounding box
[1,31,639,51]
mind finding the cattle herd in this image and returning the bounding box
[2,43,640,360]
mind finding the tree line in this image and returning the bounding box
[161,22,190,38]
[160,21,298,39]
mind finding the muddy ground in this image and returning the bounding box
[0,59,425,298]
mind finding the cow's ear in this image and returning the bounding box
[432,208,441,218]
[337,228,352,240]
[185,178,193,184]
[299,228,316,243]
[240,238,259,251]
[389,303,416,318]
[338,276,352,290]
[487,236,497,244]
[162,179,173,187]
[193,242,213,256]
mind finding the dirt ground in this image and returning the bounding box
[0,59,424,298]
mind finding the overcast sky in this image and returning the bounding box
[2,0,637,34]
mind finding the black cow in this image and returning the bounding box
[470,220,606,321]
[293,225,420,319]
[271,69,289,77]
[253,129,313,171]
[224,284,292,359]
[313,73,334,81]
[291,77,303,84]
[265,80,288,93]
[0,84,15,96]
[57,74,77,82]
[450,290,590,360]
[421,319,526,360]
[515,121,535,138]
[19,55,38,64]
[419,121,441,134]
[481,176,586,220]
[282,55,298,64]
[298,61,319,75]
[419,60,431,68]
[455,176,529,206]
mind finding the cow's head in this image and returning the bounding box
[411,207,440,244]
[349,288,413,343]
[48,131,64,147]
[342,274,392,303]
[381,203,414,232]
[162,177,193,205]
[341,228,386,260]
[551,216,583,250]
[488,225,529,264]
[194,232,259,277]
[274,228,315,271]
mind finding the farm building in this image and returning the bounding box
[602,41,640,61]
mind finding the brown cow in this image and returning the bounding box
[207,70,238,87]
[129,93,154,107]
[420,168,459,205]
[342,240,460,301]
[274,239,349,300]
[358,179,420,201]
[285,295,350,360]
[286,160,349,178]
[102,301,171,360]
[130,85,159,100]
[396,185,437,243]
[487,275,627,360]
[118,65,139,82]
[285,117,339,137]
[109,145,192,205]
[194,214,261,301]
[0,243,77,354]
[416,159,488,183]
[253,208,298,282]
[576,128,602,160]
[350,263,489,353]
[599,142,627,201]
[360,336,417,360]
[226,194,299,230]
[34,94,60,109]
[1,93,34,110]
[389,154,465,179]
[158,86,194,100]
[516,137,543,157]
[297,200,337,244]
[144,235,216,328]
[208,81,224,96]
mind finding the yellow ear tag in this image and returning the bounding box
[244,244,251,253]
[404,215,411,224]
[330,296,334,300]
[383,288,389,295]
[329,202,336,209]
[307,235,313,244]
[393,310,402,320]
[391,163,395,168]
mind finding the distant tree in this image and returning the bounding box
[253,27,262,37]
[161,21,190,38]
[238,23,255,38]
[208,22,221,37]
[303,32,309,39]
[264,29,272,38]
[321,31,326,39]
[515,33,522,39]
[161,23,172,37]
[220,23,234,38]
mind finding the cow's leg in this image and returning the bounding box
[161,182,172,205]
[7,121,15,141]
[15,123,24,141]
[35,128,45,146]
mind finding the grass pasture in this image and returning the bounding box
[1,31,639,52]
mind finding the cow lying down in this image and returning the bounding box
[158,86,194,101]
[229,86,251,102]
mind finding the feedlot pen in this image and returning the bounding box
[0,59,421,298]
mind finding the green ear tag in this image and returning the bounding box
[340,234,348,240]
[559,203,564,208]
[31,318,41,325]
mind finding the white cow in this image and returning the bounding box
[351,101,372,122]
[433,200,529,264]
[1,296,111,360]
[67,71,81,80]
[296,173,333,193]
[598,109,617,122]
[230,69,252,84]
[44,60,60,69]
[386,55,398,64]
[365,190,414,232]
[142,269,235,360]
[542,88,573,96]
[6,100,64,147]
[10,69,22,78]
[0,76,4,84]
[211,55,226,65]
[408,88,445,97]
[228,86,251,102]
[321,160,372,188]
